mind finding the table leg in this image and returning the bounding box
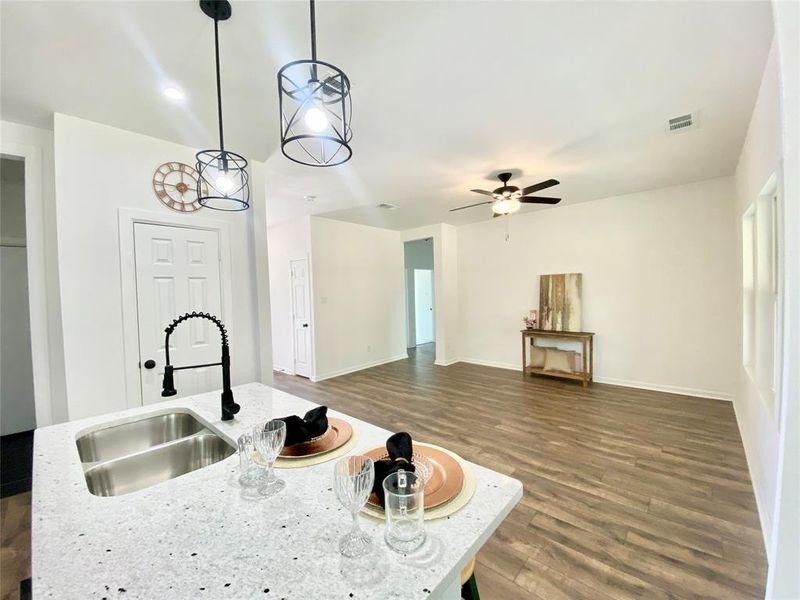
[582,339,588,387]
[522,334,526,378]
[589,336,594,382]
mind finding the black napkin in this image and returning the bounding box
[276,406,329,446]
[372,432,417,507]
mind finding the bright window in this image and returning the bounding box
[742,173,781,416]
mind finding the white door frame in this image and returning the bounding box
[289,255,315,379]
[1,144,53,427]
[118,208,235,409]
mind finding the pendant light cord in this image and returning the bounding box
[309,0,318,82]
[214,17,225,152]
[309,0,317,62]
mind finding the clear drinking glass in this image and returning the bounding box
[334,455,375,557]
[383,469,426,553]
[237,432,268,488]
[253,420,287,497]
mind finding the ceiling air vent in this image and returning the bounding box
[668,113,694,133]
[377,203,398,210]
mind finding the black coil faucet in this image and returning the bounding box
[161,312,240,421]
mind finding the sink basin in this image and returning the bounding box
[76,411,207,463]
[84,433,235,497]
[75,411,236,497]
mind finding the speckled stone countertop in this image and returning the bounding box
[32,383,522,599]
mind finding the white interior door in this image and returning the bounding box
[290,258,312,378]
[414,269,434,344]
[134,223,223,404]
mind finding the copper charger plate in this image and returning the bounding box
[278,418,353,458]
[363,443,464,509]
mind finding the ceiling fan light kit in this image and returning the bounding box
[278,0,353,167]
[451,172,562,217]
[195,0,250,211]
[492,198,521,215]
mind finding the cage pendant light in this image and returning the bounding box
[196,0,250,211]
[278,0,352,167]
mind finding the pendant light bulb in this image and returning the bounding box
[215,172,233,193]
[304,106,329,132]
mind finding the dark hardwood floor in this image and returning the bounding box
[274,343,767,599]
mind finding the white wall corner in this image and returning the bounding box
[250,160,273,386]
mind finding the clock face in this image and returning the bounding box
[152,162,207,212]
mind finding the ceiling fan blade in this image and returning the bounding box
[449,200,494,212]
[493,212,503,218]
[521,179,560,195]
[470,189,495,197]
[519,196,561,205]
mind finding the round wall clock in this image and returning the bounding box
[152,162,207,212]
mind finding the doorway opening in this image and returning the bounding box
[1,157,35,437]
[403,238,435,363]
[1,156,36,498]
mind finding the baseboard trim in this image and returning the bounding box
[457,358,734,401]
[457,357,519,371]
[594,377,734,402]
[433,358,460,367]
[312,354,409,382]
[273,365,295,375]
[731,399,773,558]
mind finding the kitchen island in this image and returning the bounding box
[32,383,522,599]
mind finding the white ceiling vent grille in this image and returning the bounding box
[377,203,398,210]
[668,113,694,133]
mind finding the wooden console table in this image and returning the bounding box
[521,329,595,386]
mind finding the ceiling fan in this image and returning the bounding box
[450,172,561,217]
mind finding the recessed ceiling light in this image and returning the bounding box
[163,87,186,101]
[305,195,316,202]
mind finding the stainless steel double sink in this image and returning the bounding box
[76,411,236,497]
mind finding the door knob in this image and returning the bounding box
[302,323,309,328]
[143,359,156,369]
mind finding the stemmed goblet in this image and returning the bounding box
[253,420,287,497]
[333,455,375,557]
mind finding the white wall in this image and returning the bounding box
[1,159,36,434]
[53,114,265,420]
[0,120,68,425]
[765,1,799,594]
[732,39,783,554]
[250,161,274,388]
[458,177,738,399]
[267,216,311,374]
[310,217,407,380]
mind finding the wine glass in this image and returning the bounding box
[253,420,287,497]
[334,455,375,557]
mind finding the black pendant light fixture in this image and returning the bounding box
[196,0,250,210]
[278,0,353,167]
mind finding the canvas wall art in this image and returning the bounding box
[539,273,582,332]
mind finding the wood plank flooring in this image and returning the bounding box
[0,492,30,600]
[274,344,767,599]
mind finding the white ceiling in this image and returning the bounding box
[1,1,773,230]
